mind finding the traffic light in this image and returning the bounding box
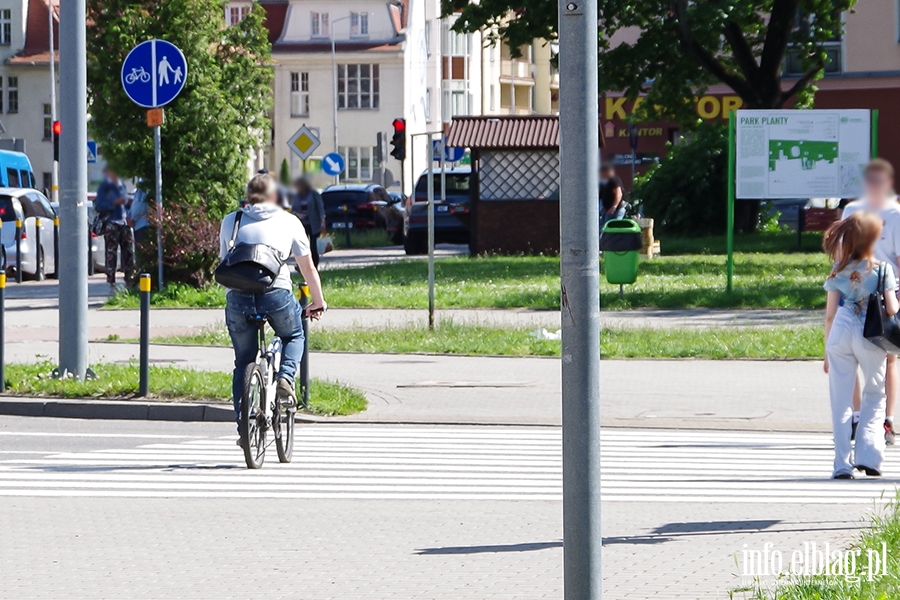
[52,121,60,162]
[389,118,406,161]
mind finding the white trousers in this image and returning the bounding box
[826,307,887,476]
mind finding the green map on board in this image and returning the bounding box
[768,140,839,171]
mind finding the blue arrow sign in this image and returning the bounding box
[86,141,97,163]
[432,139,464,162]
[322,152,345,176]
[121,39,188,108]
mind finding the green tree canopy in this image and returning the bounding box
[443,0,855,125]
[86,0,272,216]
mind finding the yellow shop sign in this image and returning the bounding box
[604,95,744,121]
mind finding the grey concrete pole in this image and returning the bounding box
[427,134,435,330]
[558,0,601,597]
[57,0,89,378]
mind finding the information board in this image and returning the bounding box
[735,109,870,199]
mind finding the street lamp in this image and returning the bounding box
[330,13,372,183]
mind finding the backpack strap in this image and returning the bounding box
[227,211,243,251]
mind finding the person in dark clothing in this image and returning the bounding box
[600,164,626,230]
[94,169,135,291]
[291,177,326,267]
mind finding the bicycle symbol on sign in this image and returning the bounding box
[124,66,151,85]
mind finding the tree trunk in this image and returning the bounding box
[734,200,761,234]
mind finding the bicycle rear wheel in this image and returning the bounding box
[240,363,267,469]
[275,403,295,463]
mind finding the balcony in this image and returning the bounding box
[500,59,533,82]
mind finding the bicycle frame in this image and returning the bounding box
[254,320,282,426]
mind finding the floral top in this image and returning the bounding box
[824,259,898,317]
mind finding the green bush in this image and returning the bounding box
[632,124,728,235]
[139,200,221,288]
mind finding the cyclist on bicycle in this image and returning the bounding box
[219,173,326,441]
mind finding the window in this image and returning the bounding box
[7,77,18,114]
[290,72,309,117]
[311,12,329,37]
[442,22,470,57]
[425,88,432,122]
[226,3,251,25]
[42,104,52,140]
[424,21,432,56]
[0,10,10,45]
[442,80,469,121]
[6,168,19,187]
[489,84,496,112]
[785,8,842,75]
[350,12,368,36]
[338,146,379,181]
[337,64,379,109]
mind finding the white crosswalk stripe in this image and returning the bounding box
[0,426,899,502]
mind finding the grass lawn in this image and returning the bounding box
[732,495,900,598]
[3,362,367,417]
[145,323,826,360]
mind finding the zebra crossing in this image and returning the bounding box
[0,425,898,502]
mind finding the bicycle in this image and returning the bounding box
[239,285,317,469]
[124,66,151,84]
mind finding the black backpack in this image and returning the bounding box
[214,212,286,293]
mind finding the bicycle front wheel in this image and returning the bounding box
[240,363,267,469]
[275,401,295,463]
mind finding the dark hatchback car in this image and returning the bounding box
[404,167,471,255]
[320,183,396,232]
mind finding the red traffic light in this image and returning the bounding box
[392,118,405,132]
[52,121,61,135]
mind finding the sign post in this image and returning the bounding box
[728,109,872,291]
[121,39,188,290]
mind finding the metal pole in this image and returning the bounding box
[154,124,164,290]
[559,0,601,596]
[138,273,150,396]
[299,282,310,409]
[14,219,22,284]
[58,0,89,378]
[34,217,43,281]
[49,0,58,204]
[726,111,736,293]
[331,33,340,187]
[427,134,435,330]
[871,109,880,159]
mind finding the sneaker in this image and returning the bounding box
[886,420,896,446]
[236,437,247,449]
[833,471,854,480]
[854,465,883,477]
[851,419,858,441]
[276,377,297,408]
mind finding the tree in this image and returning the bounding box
[442,0,855,124]
[86,0,272,217]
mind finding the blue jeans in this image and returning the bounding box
[600,205,627,230]
[225,288,304,426]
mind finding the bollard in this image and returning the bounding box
[53,216,59,278]
[342,205,351,248]
[34,217,43,281]
[138,273,151,397]
[14,219,22,283]
[0,272,6,392]
[298,281,310,409]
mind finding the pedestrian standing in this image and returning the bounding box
[600,164,626,230]
[95,169,135,292]
[823,211,898,479]
[291,177,326,267]
[841,159,900,444]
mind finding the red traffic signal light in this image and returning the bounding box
[52,121,60,162]
[392,118,405,133]
[52,121,61,135]
[390,118,406,161]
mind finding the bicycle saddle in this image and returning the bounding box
[246,314,268,323]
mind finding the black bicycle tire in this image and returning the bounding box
[240,363,266,469]
[275,405,294,463]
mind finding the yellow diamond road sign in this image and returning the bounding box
[287,125,321,160]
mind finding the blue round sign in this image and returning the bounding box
[322,152,345,176]
[121,39,188,108]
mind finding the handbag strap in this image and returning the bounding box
[880,262,887,295]
[226,211,243,251]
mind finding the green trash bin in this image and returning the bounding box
[601,219,642,285]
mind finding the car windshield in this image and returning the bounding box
[0,196,16,222]
[415,173,470,196]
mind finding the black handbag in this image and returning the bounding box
[214,212,286,293]
[863,263,900,354]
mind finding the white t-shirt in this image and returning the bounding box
[219,203,310,291]
[841,197,900,269]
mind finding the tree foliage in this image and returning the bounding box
[443,0,856,125]
[86,0,272,217]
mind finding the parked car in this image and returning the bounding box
[0,188,57,279]
[0,150,36,189]
[383,191,407,244]
[404,167,471,255]
[321,183,393,232]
